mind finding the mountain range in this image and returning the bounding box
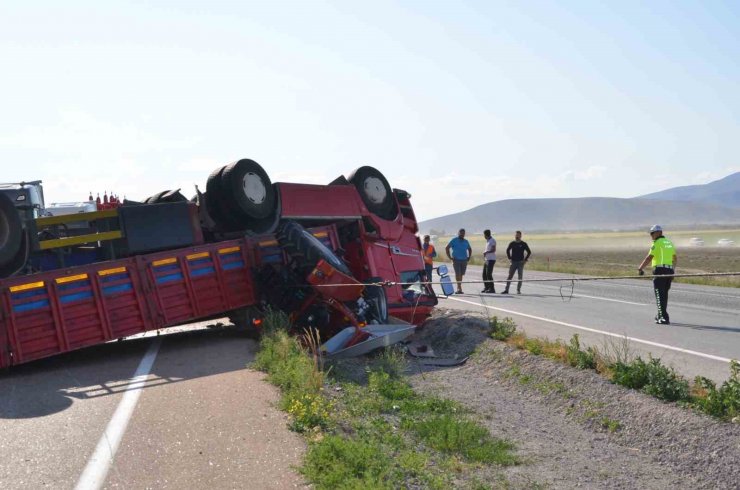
[419,172,740,234]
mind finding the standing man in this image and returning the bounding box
[501,230,531,295]
[638,225,677,325]
[445,228,472,294]
[482,229,496,293]
[421,235,437,283]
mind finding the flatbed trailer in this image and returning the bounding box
[0,163,437,369]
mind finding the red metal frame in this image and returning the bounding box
[0,238,257,368]
[0,181,435,369]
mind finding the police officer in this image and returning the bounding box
[638,225,677,325]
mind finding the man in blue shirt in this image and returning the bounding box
[445,228,472,294]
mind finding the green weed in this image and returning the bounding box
[612,357,690,402]
[374,345,408,378]
[403,414,518,465]
[566,334,597,370]
[489,316,517,341]
[302,435,394,489]
[600,417,622,433]
[693,361,740,419]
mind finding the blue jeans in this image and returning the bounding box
[425,264,434,282]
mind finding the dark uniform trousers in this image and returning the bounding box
[653,266,673,321]
[483,260,496,292]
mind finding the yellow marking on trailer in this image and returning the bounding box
[10,281,45,293]
[38,230,123,251]
[312,232,328,238]
[218,246,241,255]
[35,208,119,227]
[152,258,177,267]
[259,240,278,247]
[186,252,210,261]
[98,267,127,276]
[56,273,89,284]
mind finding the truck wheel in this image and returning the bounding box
[0,229,29,279]
[221,159,276,221]
[205,165,239,231]
[277,220,352,276]
[347,166,397,220]
[364,280,389,323]
[143,190,167,204]
[0,193,22,270]
[228,306,263,337]
[144,189,188,204]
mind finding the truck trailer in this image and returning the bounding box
[0,161,437,369]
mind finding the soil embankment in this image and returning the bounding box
[408,311,740,489]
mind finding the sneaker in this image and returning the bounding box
[481,289,490,293]
[455,290,464,295]
[500,290,509,294]
[517,291,521,295]
[655,318,670,325]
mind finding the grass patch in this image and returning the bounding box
[253,326,331,433]
[490,318,740,421]
[254,313,519,488]
[403,414,518,465]
[600,417,622,433]
[612,357,691,402]
[488,316,517,341]
[692,361,740,419]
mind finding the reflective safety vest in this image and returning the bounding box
[422,243,436,265]
[650,236,676,267]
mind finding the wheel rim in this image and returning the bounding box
[242,172,267,205]
[363,176,387,204]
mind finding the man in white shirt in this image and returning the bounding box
[482,229,496,293]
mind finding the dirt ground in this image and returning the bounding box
[405,310,740,489]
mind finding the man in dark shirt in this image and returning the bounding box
[501,230,531,294]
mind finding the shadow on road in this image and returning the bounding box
[671,323,740,333]
[0,325,257,419]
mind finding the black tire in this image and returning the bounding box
[0,229,29,279]
[221,159,276,221]
[143,190,169,204]
[277,220,351,276]
[228,306,263,337]
[159,189,188,203]
[205,165,239,231]
[347,166,397,220]
[364,280,389,324]
[0,193,23,269]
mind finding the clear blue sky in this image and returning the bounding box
[1,1,738,221]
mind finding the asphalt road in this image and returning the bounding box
[1,265,738,488]
[0,322,305,490]
[433,263,740,382]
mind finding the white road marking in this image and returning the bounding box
[75,338,162,490]
[444,296,734,364]
[559,291,648,306]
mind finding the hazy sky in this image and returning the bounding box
[1,1,739,221]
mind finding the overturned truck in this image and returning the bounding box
[0,161,436,369]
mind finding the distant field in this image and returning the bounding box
[433,229,740,288]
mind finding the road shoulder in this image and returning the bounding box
[105,328,306,489]
[409,312,740,489]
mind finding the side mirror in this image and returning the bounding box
[435,264,455,296]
